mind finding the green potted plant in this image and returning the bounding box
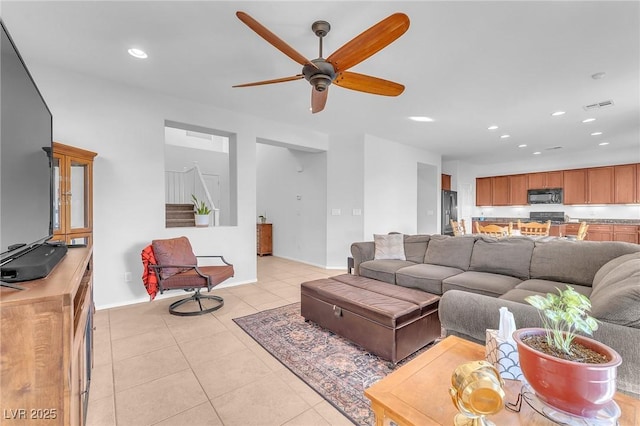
[513,285,621,418]
[191,195,211,227]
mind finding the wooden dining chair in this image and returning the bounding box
[451,219,466,236]
[576,222,589,240]
[475,223,509,238]
[517,219,551,236]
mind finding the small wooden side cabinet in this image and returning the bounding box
[46,142,98,245]
[257,223,272,256]
[0,245,94,425]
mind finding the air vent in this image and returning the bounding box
[583,100,614,111]
[545,146,563,151]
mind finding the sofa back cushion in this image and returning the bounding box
[404,234,430,263]
[530,240,640,286]
[469,236,534,279]
[424,235,476,270]
[590,254,640,328]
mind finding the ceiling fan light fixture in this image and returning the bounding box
[309,74,332,92]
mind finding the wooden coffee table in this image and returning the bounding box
[365,335,640,426]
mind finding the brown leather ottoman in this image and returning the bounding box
[300,274,441,363]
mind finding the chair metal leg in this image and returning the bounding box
[169,289,224,316]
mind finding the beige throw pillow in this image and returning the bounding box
[374,234,406,260]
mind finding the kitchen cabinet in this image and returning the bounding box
[476,177,492,206]
[48,142,98,244]
[588,167,615,204]
[564,167,614,204]
[563,169,587,204]
[528,171,563,189]
[442,174,451,191]
[257,223,272,256]
[509,174,529,205]
[613,225,639,244]
[491,176,510,206]
[584,224,614,241]
[614,164,640,204]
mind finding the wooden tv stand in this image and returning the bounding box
[1,245,94,425]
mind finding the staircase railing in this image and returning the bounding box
[165,164,220,226]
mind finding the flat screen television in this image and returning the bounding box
[0,19,55,270]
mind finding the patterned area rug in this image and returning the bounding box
[233,302,438,425]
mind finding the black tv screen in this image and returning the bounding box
[0,19,53,263]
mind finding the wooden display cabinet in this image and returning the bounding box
[48,142,97,245]
[509,174,528,205]
[614,225,640,244]
[528,171,563,189]
[614,164,640,204]
[0,246,94,425]
[257,223,273,256]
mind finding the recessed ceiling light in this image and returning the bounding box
[500,134,511,139]
[582,118,596,123]
[128,48,148,59]
[591,132,603,136]
[518,144,527,148]
[551,111,565,116]
[591,72,606,80]
[487,125,499,130]
[409,116,434,122]
[599,142,610,146]
[533,151,541,155]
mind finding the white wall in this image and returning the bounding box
[256,143,327,266]
[363,135,442,237]
[32,64,328,309]
[326,134,365,269]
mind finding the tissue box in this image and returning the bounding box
[485,329,523,381]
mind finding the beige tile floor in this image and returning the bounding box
[87,256,353,426]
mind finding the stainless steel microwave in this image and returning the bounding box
[528,188,563,204]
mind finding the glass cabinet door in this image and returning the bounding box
[51,142,95,244]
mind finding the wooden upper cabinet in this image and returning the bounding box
[442,174,451,191]
[563,169,587,204]
[588,167,615,204]
[509,174,529,205]
[476,177,492,206]
[528,171,563,189]
[491,176,510,206]
[614,164,640,204]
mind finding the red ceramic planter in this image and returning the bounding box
[513,328,622,418]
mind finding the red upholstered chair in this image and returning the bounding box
[148,236,234,316]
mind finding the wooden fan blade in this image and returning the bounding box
[233,75,304,88]
[236,11,318,69]
[311,88,328,114]
[327,13,409,73]
[334,71,404,96]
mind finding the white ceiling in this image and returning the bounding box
[2,1,639,165]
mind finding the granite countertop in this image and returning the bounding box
[472,217,640,225]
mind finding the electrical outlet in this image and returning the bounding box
[124,272,132,282]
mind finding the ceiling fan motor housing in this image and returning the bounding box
[303,59,336,92]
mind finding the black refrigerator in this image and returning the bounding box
[441,190,458,235]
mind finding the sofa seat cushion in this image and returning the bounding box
[514,279,592,297]
[359,259,416,284]
[530,239,640,287]
[331,274,440,316]
[424,235,476,270]
[593,252,640,288]
[442,271,522,297]
[469,236,534,279]
[499,288,545,304]
[590,255,640,328]
[395,264,463,295]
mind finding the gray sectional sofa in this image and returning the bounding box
[350,234,640,395]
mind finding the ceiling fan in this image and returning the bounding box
[233,11,410,113]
